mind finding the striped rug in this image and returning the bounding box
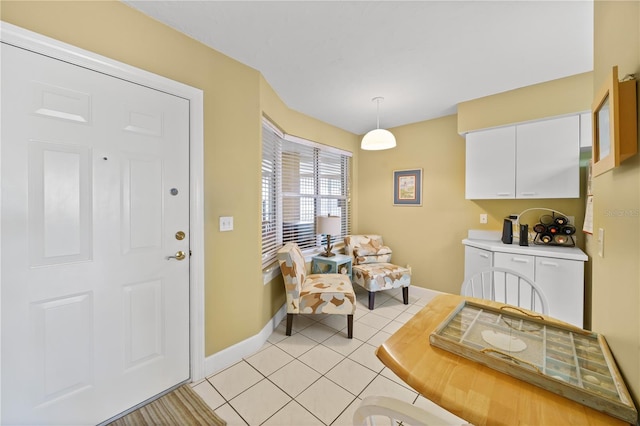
[109,385,227,425]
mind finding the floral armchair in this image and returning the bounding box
[344,235,411,310]
[277,242,356,338]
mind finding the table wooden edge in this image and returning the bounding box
[375,293,630,426]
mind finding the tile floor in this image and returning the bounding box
[191,286,462,425]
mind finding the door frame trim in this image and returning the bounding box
[0,21,206,398]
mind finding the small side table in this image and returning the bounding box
[312,254,352,279]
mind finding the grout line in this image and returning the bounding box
[205,292,435,425]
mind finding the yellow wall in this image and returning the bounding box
[588,0,640,403]
[458,72,593,134]
[0,0,357,355]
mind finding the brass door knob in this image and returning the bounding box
[167,251,186,261]
[175,231,186,240]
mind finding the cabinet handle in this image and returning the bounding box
[478,253,489,259]
[496,192,511,197]
[540,261,559,267]
[511,257,530,264]
[520,192,537,196]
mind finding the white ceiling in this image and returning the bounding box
[123,0,593,135]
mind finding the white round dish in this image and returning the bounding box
[481,330,527,352]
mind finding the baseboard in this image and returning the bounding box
[409,285,443,300]
[204,304,287,377]
[203,285,442,377]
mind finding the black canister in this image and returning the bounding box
[519,224,529,246]
[501,218,513,244]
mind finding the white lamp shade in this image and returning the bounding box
[361,128,397,150]
[317,215,341,235]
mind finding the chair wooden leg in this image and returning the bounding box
[347,314,353,339]
[368,291,375,310]
[402,287,409,305]
[286,313,293,336]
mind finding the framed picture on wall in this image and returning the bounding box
[393,168,422,206]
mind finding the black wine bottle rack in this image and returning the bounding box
[532,212,576,247]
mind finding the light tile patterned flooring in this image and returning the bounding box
[191,286,456,425]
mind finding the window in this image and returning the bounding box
[261,119,352,267]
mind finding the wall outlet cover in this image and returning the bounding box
[220,216,234,232]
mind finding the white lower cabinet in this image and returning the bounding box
[535,256,584,328]
[463,241,586,328]
[464,246,493,281]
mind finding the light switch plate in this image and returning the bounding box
[480,213,488,224]
[220,216,234,232]
[598,228,604,257]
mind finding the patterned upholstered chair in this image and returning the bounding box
[277,242,356,338]
[344,235,411,310]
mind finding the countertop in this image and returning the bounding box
[463,234,588,262]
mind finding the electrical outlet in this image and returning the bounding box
[219,216,234,232]
[480,213,488,224]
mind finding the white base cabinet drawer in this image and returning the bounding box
[494,253,535,279]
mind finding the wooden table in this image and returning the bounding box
[376,293,629,426]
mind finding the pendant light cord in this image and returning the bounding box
[373,96,383,129]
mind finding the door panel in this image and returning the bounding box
[32,293,93,404]
[2,43,190,425]
[122,156,163,252]
[123,279,163,368]
[28,141,93,265]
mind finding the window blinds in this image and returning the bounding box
[261,119,351,267]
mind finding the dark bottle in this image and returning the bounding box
[540,233,553,244]
[554,234,569,245]
[533,223,546,233]
[554,216,569,226]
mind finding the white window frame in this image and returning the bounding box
[261,118,352,269]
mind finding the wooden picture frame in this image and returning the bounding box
[393,168,422,206]
[592,65,638,177]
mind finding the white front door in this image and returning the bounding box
[1,43,191,425]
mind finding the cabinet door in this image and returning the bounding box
[465,126,516,199]
[464,246,493,281]
[516,116,580,198]
[535,257,584,328]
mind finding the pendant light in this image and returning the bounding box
[361,96,396,150]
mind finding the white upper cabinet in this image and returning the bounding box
[516,115,580,199]
[465,115,581,199]
[465,126,516,199]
